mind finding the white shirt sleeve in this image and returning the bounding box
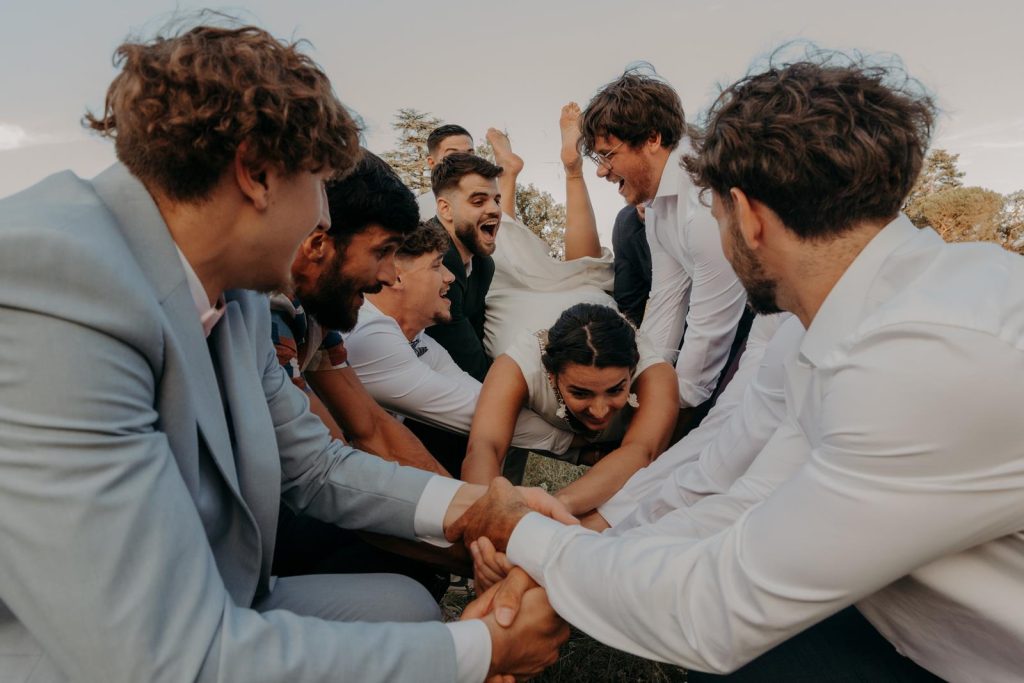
[445,620,491,683]
[638,195,690,367]
[672,192,748,407]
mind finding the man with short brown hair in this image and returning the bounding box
[0,21,569,682]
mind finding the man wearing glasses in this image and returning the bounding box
[580,71,748,424]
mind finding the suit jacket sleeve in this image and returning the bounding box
[0,213,457,682]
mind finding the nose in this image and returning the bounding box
[596,163,610,180]
[378,254,398,287]
[442,265,455,285]
[318,184,331,230]
[589,400,610,420]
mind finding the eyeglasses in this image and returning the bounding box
[586,140,624,169]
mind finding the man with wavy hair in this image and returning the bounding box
[0,22,569,682]
[452,53,1024,681]
[579,70,749,417]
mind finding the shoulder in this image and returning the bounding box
[502,330,543,373]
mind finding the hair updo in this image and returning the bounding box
[541,303,639,376]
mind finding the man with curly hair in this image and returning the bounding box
[0,21,569,682]
[453,54,1024,681]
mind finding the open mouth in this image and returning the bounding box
[480,221,498,238]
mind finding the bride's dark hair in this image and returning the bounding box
[541,303,639,375]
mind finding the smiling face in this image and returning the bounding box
[592,134,660,206]
[446,173,502,258]
[295,224,403,332]
[398,249,456,328]
[554,362,632,433]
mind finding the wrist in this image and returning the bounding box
[443,483,485,533]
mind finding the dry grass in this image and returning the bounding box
[443,451,689,682]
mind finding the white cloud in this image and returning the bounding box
[0,123,32,151]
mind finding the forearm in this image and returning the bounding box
[563,173,601,260]
[556,443,652,516]
[353,411,451,477]
[462,439,506,485]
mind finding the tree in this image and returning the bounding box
[916,186,1004,243]
[379,108,441,193]
[476,140,567,259]
[999,190,1024,254]
[905,149,965,227]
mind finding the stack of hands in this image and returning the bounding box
[444,478,579,681]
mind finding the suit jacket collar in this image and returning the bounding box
[90,164,241,498]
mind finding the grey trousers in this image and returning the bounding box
[254,573,442,623]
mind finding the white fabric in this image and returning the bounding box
[599,313,801,527]
[486,216,617,357]
[502,325,664,443]
[640,140,748,407]
[417,190,437,221]
[446,620,491,683]
[175,244,225,336]
[344,300,573,454]
[507,216,1024,680]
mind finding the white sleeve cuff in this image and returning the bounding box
[413,476,464,547]
[447,619,492,683]
[596,487,638,528]
[506,512,566,584]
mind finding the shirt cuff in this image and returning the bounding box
[596,487,638,528]
[413,476,464,547]
[506,512,566,584]
[446,619,492,683]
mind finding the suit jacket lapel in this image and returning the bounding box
[90,164,241,498]
[208,300,281,585]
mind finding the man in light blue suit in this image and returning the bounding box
[0,22,568,683]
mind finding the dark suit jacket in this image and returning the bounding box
[425,226,495,382]
[611,204,653,326]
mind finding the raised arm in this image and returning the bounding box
[559,102,602,260]
[554,362,678,516]
[462,355,531,485]
[487,128,524,220]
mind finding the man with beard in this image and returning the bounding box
[272,151,447,476]
[345,221,575,477]
[446,54,1024,681]
[580,70,748,416]
[424,153,504,381]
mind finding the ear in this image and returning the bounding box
[729,188,768,250]
[232,142,271,211]
[644,131,663,153]
[436,193,453,223]
[426,155,437,169]
[300,230,331,262]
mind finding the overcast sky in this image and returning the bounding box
[2,0,1022,243]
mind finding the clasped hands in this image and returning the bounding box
[444,478,578,681]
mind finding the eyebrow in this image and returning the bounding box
[468,191,494,200]
[567,379,628,393]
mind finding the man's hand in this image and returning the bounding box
[462,568,569,679]
[445,477,578,549]
[471,536,514,593]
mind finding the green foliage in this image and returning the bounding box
[904,149,966,227]
[379,108,441,193]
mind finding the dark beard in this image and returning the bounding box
[454,220,491,258]
[299,260,380,333]
[729,221,782,315]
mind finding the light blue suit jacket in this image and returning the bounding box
[0,165,458,682]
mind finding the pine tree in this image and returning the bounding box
[904,149,966,227]
[379,108,442,193]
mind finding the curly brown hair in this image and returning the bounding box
[684,51,936,239]
[85,23,361,202]
[397,220,452,259]
[579,68,686,156]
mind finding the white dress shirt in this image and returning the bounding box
[640,140,748,407]
[507,215,1024,680]
[345,300,574,454]
[599,313,800,527]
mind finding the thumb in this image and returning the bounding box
[492,566,536,628]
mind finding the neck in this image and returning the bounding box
[366,292,423,342]
[645,145,675,202]
[777,222,887,328]
[155,192,234,305]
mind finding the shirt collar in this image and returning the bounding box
[174,245,226,338]
[647,137,692,205]
[799,214,920,367]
